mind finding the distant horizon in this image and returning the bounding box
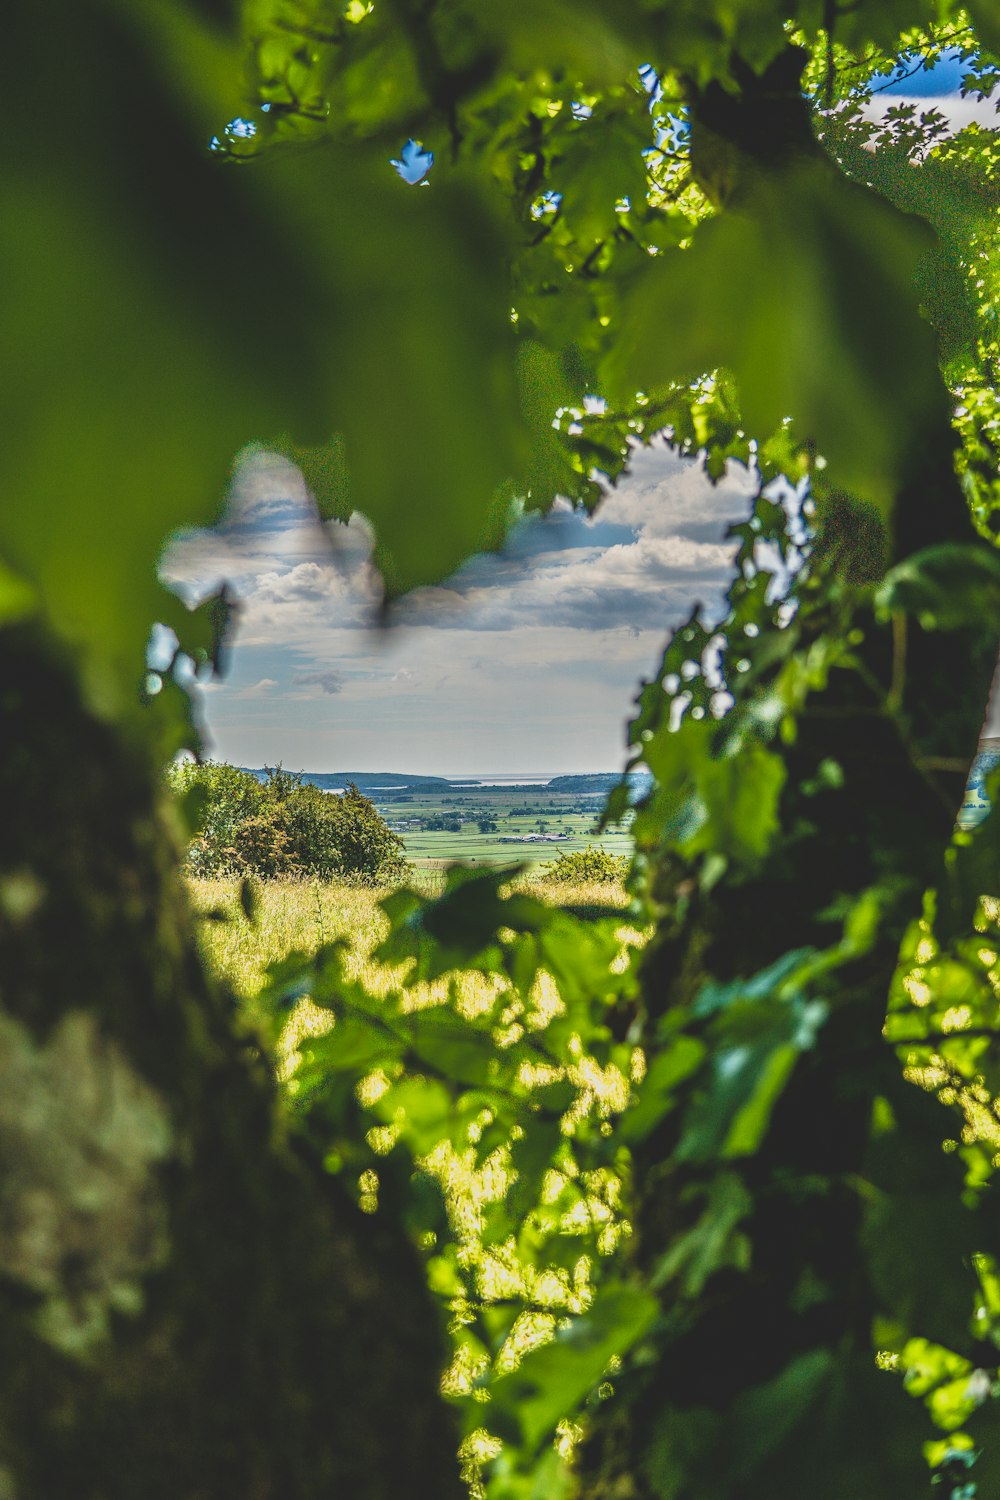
[235,763,624,777]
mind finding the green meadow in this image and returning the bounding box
[368,783,634,867]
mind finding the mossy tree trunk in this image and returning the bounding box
[0,626,464,1500]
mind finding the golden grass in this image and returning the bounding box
[187,872,631,1002]
[187,869,641,1458]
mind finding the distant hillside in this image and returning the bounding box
[241,767,653,795]
[241,769,452,791]
[546,771,652,793]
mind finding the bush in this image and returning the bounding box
[320,782,408,881]
[166,762,407,882]
[167,761,268,875]
[542,845,630,885]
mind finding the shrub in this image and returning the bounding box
[166,762,407,882]
[542,845,630,885]
[167,760,267,876]
[319,782,408,882]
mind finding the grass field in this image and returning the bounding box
[187,869,644,1440]
[189,871,632,1002]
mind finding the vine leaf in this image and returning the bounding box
[483,1283,658,1454]
[875,543,1000,631]
[643,1352,931,1499]
[639,719,787,869]
[607,162,942,513]
[274,163,527,600]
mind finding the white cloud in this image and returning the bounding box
[858,90,999,138]
[160,439,758,771]
[292,668,344,696]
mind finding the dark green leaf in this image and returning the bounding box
[487,1284,659,1453]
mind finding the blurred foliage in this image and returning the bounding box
[238,864,646,1492]
[3,0,1000,1498]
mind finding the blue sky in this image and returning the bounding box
[860,44,1000,133]
[162,443,756,774]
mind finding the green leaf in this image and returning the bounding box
[516,340,584,506]
[0,2,334,714]
[678,994,827,1163]
[651,1172,753,1297]
[273,163,528,599]
[618,1036,706,1144]
[376,1077,456,1156]
[556,107,651,246]
[298,1015,396,1077]
[487,1283,659,1453]
[875,543,1000,632]
[642,1351,931,1500]
[537,915,628,1008]
[640,716,787,868]
[861,1078,983,1351]
[966,1,1000,55]
[690,740,787,866]
[0,558,37,627]
[377,866,547,980]
[407,1009,502,1088]
[484,1442,574,1500]
[507,1118,565,1219]
[607,161,942,512]
[692,948,817,1018]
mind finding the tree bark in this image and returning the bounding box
[0,625,464,1500]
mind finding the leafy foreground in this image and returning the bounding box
[3,1,1000,1498]
[190,845,1000,1500]
[190,870,650,1494]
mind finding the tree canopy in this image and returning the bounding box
[169,762,407,880]
[2,2,1000,1497]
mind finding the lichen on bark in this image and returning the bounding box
[0,1008,171,1359]
[0,625,465,1500]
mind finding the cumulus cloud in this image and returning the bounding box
[161,439,762,769]
[293,668,344,695]
[388,443,752,635]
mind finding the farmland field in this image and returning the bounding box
[363,782,634,867]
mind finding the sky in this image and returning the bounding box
[864,45,1000,133]
[161,442,756,774]
[160,51,1000,776]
